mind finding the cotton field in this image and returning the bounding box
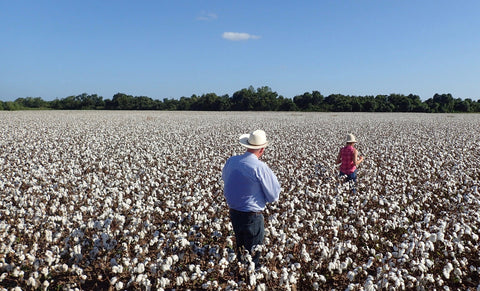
[0,111,479,290]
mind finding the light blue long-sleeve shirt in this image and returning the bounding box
[222,152,281,212]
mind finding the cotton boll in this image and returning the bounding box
[115,281,124,290]
[136,263,145,273]
[347,270,356,281]
[443,262,454,279]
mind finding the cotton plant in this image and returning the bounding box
[0,111,479,289]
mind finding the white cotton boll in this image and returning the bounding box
[112,265,122,273]
[59,264,68,272]
[443,262,454,279]
[248,261,255,273]
[364,275,375,291]
[188,264,195,272]
[135,274,146,283]
[425,259,434,268]
[418,241,425,253]
[265,251,274,260]
[115,281,124,290]
[407,242,415,254]
[364,257,374,269]
[249,273,257,286]
[226,237,233,247]
[289,273,297,284]
[41,267,49,277]
[454,267,463,278]
[277,253,283,262]
[12,267,24,278]
[219,257,228,268]
[293,262,301,271]
[27,276,38,288]
[45,229,53,242]
[319,274,326,283]
[136,263,145,273]
[472,233,479,241]
[347,270,356,281]
[426,241,435,252]
[256,283,266,291]
[227,252,236,263]
[26,253,36,263]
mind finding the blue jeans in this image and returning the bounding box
[229,209,264,267]
[339,170,357,193]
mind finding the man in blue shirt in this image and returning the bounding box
[222,129,281,268]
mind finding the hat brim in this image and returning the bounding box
[239,134,269,149]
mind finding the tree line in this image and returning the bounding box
[2,86,480,113]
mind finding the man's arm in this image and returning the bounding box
[258,166,281,203]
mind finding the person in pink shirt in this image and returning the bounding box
[336,134,364,193]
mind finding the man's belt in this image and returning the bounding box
[229,208,262,215]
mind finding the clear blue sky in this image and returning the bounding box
[1,0,479,101]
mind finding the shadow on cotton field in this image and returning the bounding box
[0,111,479,290]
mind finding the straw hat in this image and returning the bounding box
[239,130,269,149]
[346,133,357,143]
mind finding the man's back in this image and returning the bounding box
[222,152,280,212]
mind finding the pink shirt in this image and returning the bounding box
[340,145,356,174]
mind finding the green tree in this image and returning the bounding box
[324,94,353,112]
[194,93,222,110]
[426,93,454,113]
[177,96,193,110]
[218,94,232,111]
[107,93,135,110]
[15,97,48,109]
[375,95,394,112]
[407,94,427,112]
[293,91,324,111]
[351,96,363,112]
[162,98,178,110]
[133,96,155,110]
[362,96,378,112]
[59,95,81,109]
[388,94,412,112]
[231,87,256,110]
[472,99,480,112]
[278,96,297,111]
[453,98,470,112]
[254,86,279,111]
[3,101,22,111]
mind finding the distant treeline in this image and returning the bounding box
[2,86,480,113]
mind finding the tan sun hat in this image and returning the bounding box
[346,133,357,143]
[239,130,269,149]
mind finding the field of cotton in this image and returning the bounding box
[0,111,479,290]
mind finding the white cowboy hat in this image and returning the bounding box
[346,133,357,143]
[239,130,269,149]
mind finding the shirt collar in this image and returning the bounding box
[244,151,258,159]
